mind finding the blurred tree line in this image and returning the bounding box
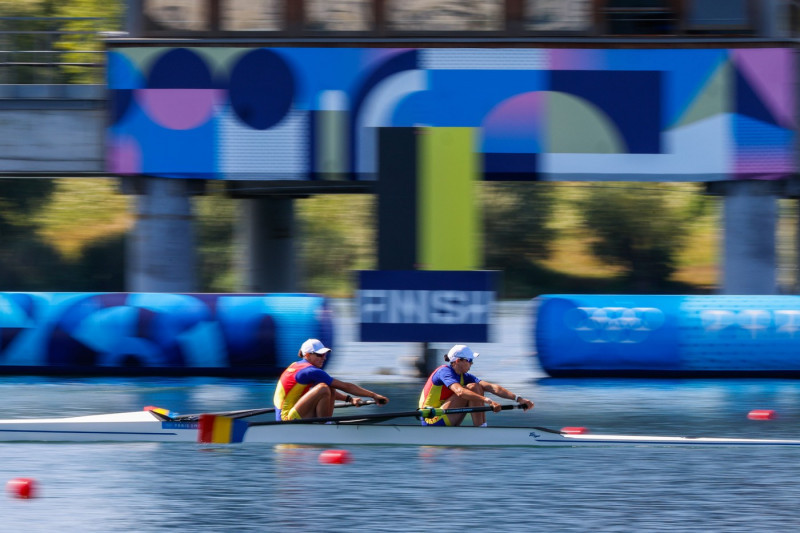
[0,0,121,84]
[0,177,716,298]
[482,182,713,297]
[0,178,125,291]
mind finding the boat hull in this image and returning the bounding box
[242,423,539,446]
[1,412,800,447]
[528,426,800,447]
[0,411,196,442]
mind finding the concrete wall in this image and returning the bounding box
[0,85,105,175]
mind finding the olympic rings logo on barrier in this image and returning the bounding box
[563,307,666,343]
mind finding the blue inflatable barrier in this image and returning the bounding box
[0,292,333,376]
[535,294,800,377]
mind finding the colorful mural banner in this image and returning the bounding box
[0,293,332,376]
[107,46,795,182]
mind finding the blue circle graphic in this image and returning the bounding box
[229,49,295,130]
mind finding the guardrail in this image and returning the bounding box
[0,16,109,85]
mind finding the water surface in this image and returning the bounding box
[1,301,799,532]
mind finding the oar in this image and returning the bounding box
[253,403,525,426]
[198,404,526,443]
[154,400,376,422]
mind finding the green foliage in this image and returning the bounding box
[0,178,128,291]
[575,183,704,290]
[0,0,121,84]
[195,182,238,292]
[71,234,126,291]
[297,195,376,296]
[0,179,56,235]
[481,182,558,296]
[188,190,378,296]
[482,182,557,264]
[54,0,123,84]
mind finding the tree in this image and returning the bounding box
[0,178,65,290]
[297,194,375,296]
[481,182,557,295]
[55,0,123,84]
[575,183,705,290]
[195,182,238,292]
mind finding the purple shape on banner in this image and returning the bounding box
[732,49,795,129]
[107,135,141,174]
[137,89,223,130]
[482,91,545,154]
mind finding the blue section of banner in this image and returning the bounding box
[535,294,800,376]
[535,295,683,373]
[358,271,498,342]
[0,293,331,376]
[679,295,800,371]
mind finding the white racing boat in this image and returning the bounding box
[0,407,798,446]
[528,426,800,447]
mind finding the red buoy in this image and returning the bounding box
[319,449,352,464]
[561,427,589,434]
[7,478,36,499]
[747,409,777,420]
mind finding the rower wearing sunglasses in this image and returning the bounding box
[419,344,534,427]
[273,338,389,421]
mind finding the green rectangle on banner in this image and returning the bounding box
[418,128,480,270]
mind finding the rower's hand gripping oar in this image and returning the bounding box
[197,404,526,444]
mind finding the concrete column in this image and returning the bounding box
[125,0,144,37]
[757,0,784,38]
[126,177,197,292]
[721,180,778,294]
[237,197,297,292]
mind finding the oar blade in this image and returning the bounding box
[143,406,179,419]
[198,414,248,444]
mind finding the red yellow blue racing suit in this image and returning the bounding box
[273,361,334,420]
[418,364,481,426]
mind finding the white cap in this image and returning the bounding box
[447,345,479,362]
[301,338,331,355]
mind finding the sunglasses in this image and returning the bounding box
[457,358,473,364]
[312,352,329,358]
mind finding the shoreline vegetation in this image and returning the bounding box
[16,178,763,299]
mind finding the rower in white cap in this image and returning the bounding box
[418,344,534,426]
[273,338,389,421]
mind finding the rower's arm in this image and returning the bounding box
[333,390,349,402]
[479,381,534,411]
[332,389,365,406]
[330,378,389,405]
[449,382,498,409]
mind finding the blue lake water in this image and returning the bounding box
[2,301,800,531]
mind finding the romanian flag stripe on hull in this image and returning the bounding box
[198,414,248,443]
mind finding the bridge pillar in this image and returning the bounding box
[718,180,779,294]
[237,197,298,292]
[125,177,198,292]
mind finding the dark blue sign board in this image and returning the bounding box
[358,271,498,342]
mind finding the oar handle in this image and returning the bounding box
[420,403,521,418]
[344,399,377,408]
